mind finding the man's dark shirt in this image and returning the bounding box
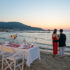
[59,33,66,47]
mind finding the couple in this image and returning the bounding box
[52,29,66,57]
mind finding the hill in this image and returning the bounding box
[0,22,44,31]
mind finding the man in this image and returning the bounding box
[59,29,66,57]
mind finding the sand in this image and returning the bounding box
[0,51,70,70]
[25,51,70,70]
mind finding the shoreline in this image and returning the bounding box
[40,49,70,55]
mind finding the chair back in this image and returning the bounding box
[1,46,15,54]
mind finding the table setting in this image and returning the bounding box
[0,39,40,67]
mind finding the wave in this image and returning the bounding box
[0,37,6,39]
[36,42,52,46]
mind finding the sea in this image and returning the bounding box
[0,30,70,53]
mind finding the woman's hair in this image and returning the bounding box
[53,29,57,34]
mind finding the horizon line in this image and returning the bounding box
[0,21,70,30]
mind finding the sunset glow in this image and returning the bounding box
[0,0,70,30]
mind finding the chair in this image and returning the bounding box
[1,46,24,70]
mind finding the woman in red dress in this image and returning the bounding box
[52,29,58,57]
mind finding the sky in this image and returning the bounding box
[0,0,70,30]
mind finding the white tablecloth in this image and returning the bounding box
[15,46,40,66]
[0,45,40,66]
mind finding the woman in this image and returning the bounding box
[52,29,58,57]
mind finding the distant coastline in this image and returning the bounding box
[0,22,45,32]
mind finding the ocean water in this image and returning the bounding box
[0,30,70,53]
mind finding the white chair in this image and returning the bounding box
[1,46,24,70]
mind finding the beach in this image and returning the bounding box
[0,31,70,70]
[0,51,70,70]
[25,51,70,70]
[0,0,70,70]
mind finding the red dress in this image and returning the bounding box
[52,36,58,55]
